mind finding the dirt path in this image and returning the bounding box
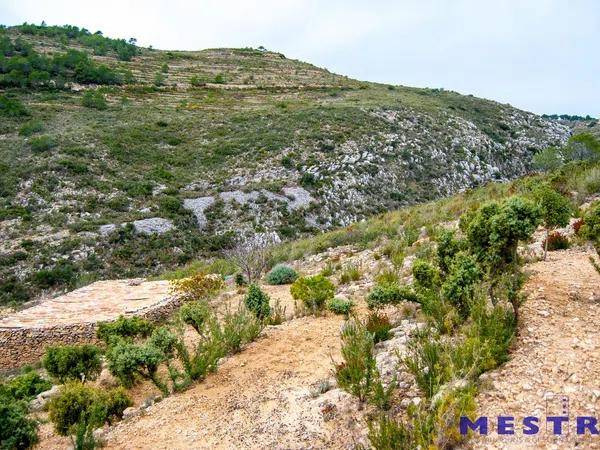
[470,248,600,449]
[102,314,368,450]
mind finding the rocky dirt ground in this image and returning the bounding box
[470,247,600,450]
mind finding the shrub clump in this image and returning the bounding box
[81,90,107,110]
[290,275,335,310]
[97,316,154,344]
[0,369,51,401]
[43,344,102,383]
[365,312,393,344]
[0,397,39,450]
[244,284,271,320]
[581,202,600,243]
[48,382,131,448]
[265,264,298,285]
[170,272,224,301]
[326,297,354,316]
[366,284,419,309]
[29,135,57,153]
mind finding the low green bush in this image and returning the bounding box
[43,344,102,383]
[0,369,51,401]
[334,320,376,402]
[412,259,440,290]
[441,253,481,317]
[179,301,211,334]
[0,95,28,117]
[97,316,154,344]
[0,397,39,449]
[265,264,298,285]
[366,284,419,309]
[326,297,354,316]
[81,91,107,110]
[290,275,335,310]
[339,264,361,284]
[581,201,600,243]
[220,306,263,354]
[48,382,131,448]
[29,135,57,153]
[244,284,271,320]
[19,120,43,136]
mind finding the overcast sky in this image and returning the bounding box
[1,0,598,116]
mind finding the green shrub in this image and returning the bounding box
[404,328,445,399]
[412,259,439,290]
[234,273,246,286]
[339,264,361,284]
[326,297,354,316]
[365,312,393,344]
[0,95,28,117]
[334,320,376,402]
[179,301,211,334]
[290,275,335,310]
[0,369,51,401]
[436,230,463,274]
[48,382,130,446]
[105,339,167,394]
[265,264,298,285]
[81,91,107,110]
[43,345,102,383]
[97,316,154,344]
[441,253,481,317]
[581,202,600,243]
[367,414,413,450]
[0,397,39,449]
[33,260,74,287]
[18,120,43,136]
[29,135,57,153]
[374,269,399,287]
[244,284,271,320]
[366,284,419,309]
[220,306,263,354]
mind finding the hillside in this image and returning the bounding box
[0,23,571,305]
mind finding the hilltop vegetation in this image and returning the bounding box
[0,23,576,305]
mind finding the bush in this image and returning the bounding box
[366,284,419,309]
[365,312,392,344]
[326,297,354,316]
[290,275,335,310]
[265,264,298,285]
[0,95,28,117]
[97,316,154,344]
[29,135,57,153]
[48,382,130,445]
[0,397,39,449]
[436,230,464,274]
[220,306,263,354]
[43,345,102,383]
[0,369,51,401]
[441,253,481,317]
[581,202,600,242]
[403,328,445,399]
[367,415,413,450]
[18,120,43,136]
[334,320,376,402]
[33,260,74,287]
[412,259,439,290]
[81,90,107,110]
[339,264,361,284]
[179,301,211,334]
[244,284,271,320]
[542,232,570,251]
[105,339,167,394]
[170,272,224,301]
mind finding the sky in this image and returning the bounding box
[1,0,598,116]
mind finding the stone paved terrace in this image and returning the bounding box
[0,280,172,329]
[0,279,180,369]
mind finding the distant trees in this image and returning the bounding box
[534,133,600,172]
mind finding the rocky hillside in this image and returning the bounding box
[0,23,570,305]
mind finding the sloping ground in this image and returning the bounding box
[470,248,600,449]
[102,315,359,450]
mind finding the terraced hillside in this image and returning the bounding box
[0,23,570,305]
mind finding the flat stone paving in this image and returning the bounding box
[0,280,171,329]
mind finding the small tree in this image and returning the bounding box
[534,186,572,260]
[43,344,102,383]
[245,284,271,320]
[0,397,39,449]
[224,232,279,284]
[290,275,335,310]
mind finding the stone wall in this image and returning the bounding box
[0,295,185,371]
